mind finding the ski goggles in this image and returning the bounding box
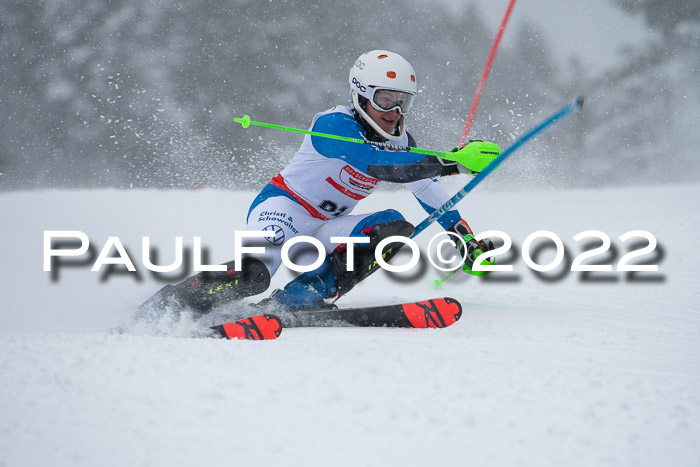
[369,88,415,115]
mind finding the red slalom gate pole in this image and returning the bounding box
[459,0,518,146]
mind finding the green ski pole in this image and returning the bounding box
[234,114,447,158]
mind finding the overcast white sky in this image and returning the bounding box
[446,0,654,74]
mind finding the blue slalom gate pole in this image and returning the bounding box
[412,96,584,239]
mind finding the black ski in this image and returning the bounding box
[225,297,461,329]
[280,297,461,328]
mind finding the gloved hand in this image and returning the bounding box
[441,140,501,175]
[447,219,496,276]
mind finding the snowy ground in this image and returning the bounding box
[1,184,699,467]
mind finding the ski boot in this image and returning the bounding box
[258,219,414,312]
[137,256,271,321]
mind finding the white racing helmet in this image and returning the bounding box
[349,50,417,141]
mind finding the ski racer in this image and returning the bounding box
[140,50,501,316]
[245,50,500,310]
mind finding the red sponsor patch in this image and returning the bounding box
[327,165,379,199]
[341,165,379,185]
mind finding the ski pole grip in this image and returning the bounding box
[234,115,251,129]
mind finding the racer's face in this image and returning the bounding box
[364,103,400,136]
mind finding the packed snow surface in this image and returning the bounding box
[1,184,699,466]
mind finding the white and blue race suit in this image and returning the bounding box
[246,104,463,276]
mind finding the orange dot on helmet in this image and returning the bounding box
[387,71,396,79]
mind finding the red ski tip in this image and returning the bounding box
[402,298,462,329]
[214,314,282,340]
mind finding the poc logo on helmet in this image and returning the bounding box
[352,77,367,93]
[355,59,365,70]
